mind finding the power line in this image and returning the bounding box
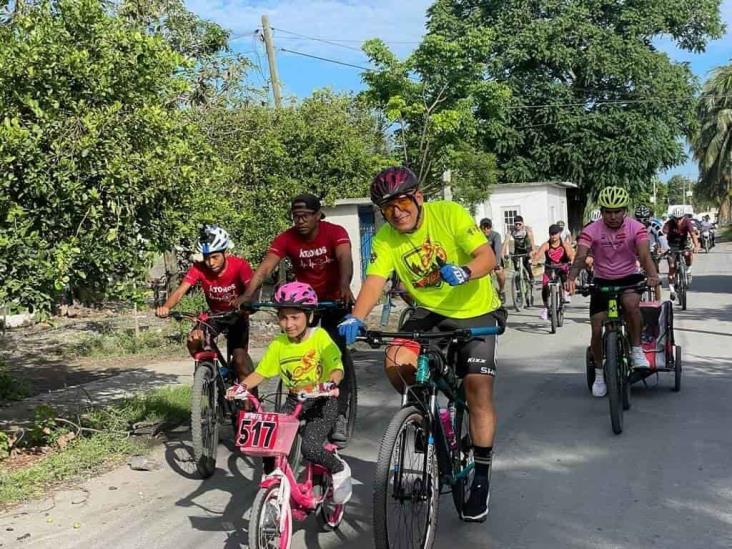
[279,47,373,71]
[272,27,421,46]
[273,27,363,52]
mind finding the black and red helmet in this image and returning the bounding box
[370,167,419,206]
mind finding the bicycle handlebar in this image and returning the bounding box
[576,281,648,297]
[240,300,346,312]
[356,325,504,348]
[166,310,241,322]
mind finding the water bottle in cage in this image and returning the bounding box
[439,406,457,450]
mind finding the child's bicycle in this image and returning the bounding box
[233,388,346,549]
[166,310,242,478]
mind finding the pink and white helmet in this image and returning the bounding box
[273,282,318,309]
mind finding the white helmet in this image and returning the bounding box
[197,224,232,255]
[589,209,602,222]
[669,207,685,219]
[649,218,663,233]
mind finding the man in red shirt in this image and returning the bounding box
[663,207,700,300]
[157,225,254,382]
[239,193,355,444]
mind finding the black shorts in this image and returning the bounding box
[208,314,250,356]
[589,274,645,316]
[399,307,507,377]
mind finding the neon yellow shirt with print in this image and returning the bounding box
[368,201,501,318]
[255,327,343,390]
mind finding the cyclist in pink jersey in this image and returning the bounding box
[533,224,575,321]
[565,187,659,397]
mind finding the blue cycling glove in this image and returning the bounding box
[338,314,366,345]
[439,264,472,286]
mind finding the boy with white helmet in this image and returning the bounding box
[156,224,255,382]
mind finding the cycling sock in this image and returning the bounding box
[474,446,493,480]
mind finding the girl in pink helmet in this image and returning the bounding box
[226,282,352,504]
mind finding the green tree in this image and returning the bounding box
[691,64,732,222]
[184,90,391,262]
[0,0,208,311]
[360,4,507,209]
[417,0,724,227]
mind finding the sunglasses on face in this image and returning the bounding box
[291,211,317,222]
[381,195,414,217]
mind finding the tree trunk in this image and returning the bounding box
[719,196,731,224]
[566,187,588,235]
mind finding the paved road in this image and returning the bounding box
[2,244,731,549]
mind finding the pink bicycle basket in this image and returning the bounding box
[235,411,300,457]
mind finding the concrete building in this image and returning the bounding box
[473,181,578,242]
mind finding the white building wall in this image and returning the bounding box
[322,203,363,295]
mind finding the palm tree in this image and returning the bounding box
[691,65,732,223]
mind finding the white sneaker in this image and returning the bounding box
[563,291,572,304]
[539,308,548,321]
[331,456,352,504]
[592,370,607,397]
[631,346,650,368]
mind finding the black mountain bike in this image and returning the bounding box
[358,325,504,549]
[168,310,241,477]
[580,281,646,435]
[545,264,568,334]
[509,253,534,312]
[669,250,690,310]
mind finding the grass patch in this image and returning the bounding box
[0,360,31,401]
[0,384,191,506]
[67,327,179,358]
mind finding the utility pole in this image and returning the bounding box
[261,15,282,108]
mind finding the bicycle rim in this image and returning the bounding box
[373,406,439,549]
[550,287,557,333]
[249,484,291,549]
[191,363,219,477]
[451,404,475,516]
[511,275,522,312]
[604,334,623,434]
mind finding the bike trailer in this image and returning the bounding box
[640,300,674,370]
[235,411,300,457]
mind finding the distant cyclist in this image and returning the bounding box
[555,220,573,245]
[480,218,507,302]
[503,215,536,284]
[634,205,667,301]
[532,224,574,321]
[663,207,700,300]
[700,214,716,248]
[156,225,254,383]
[566,187,659,397]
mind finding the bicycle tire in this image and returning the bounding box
[450,403,475,517]
[249,483,291,549]
[680,285,687,310]
[585,346,595,393]
[523,268,535,307]
[511,273,523,312]
[673,345,682,392]
[549,286,557,334]
[342,349,358,445]
[557,298,565,327]
[373,406,439,549]
[620,339,631,411]
[604,334,624,435]
[191,362,219,478]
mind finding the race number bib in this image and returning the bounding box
[236,412,279,450]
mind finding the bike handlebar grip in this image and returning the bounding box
[469,326,503,336]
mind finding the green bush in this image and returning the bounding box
[0,360,31,401]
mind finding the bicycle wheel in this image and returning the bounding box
[191,362,219,478]
[673,345,682,392]
[373,406,439,549]
[524,269,535,307]
[549,285,557,334]
[585,347,595,393]
[340,348,359,445]
[316,470,345,531]
[557,298,565,327]
[620,340,631,412]
[249,483,292,549]
[680,284,687,310]
[511,273,523,312]
[450,403,475,517]
[604,334,624,435]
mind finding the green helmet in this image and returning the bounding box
[597,186,630,209]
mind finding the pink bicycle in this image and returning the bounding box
[235,389,346,549]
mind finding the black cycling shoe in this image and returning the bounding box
[329,414,349,447]
[461,478,490,522]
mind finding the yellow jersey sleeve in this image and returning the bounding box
[448,201,488,255]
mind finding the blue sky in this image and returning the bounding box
[186,0,732,181]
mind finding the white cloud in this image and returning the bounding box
[185,0,431,60]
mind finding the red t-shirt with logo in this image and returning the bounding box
[183,256,253,313]
[268,221,351,300]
